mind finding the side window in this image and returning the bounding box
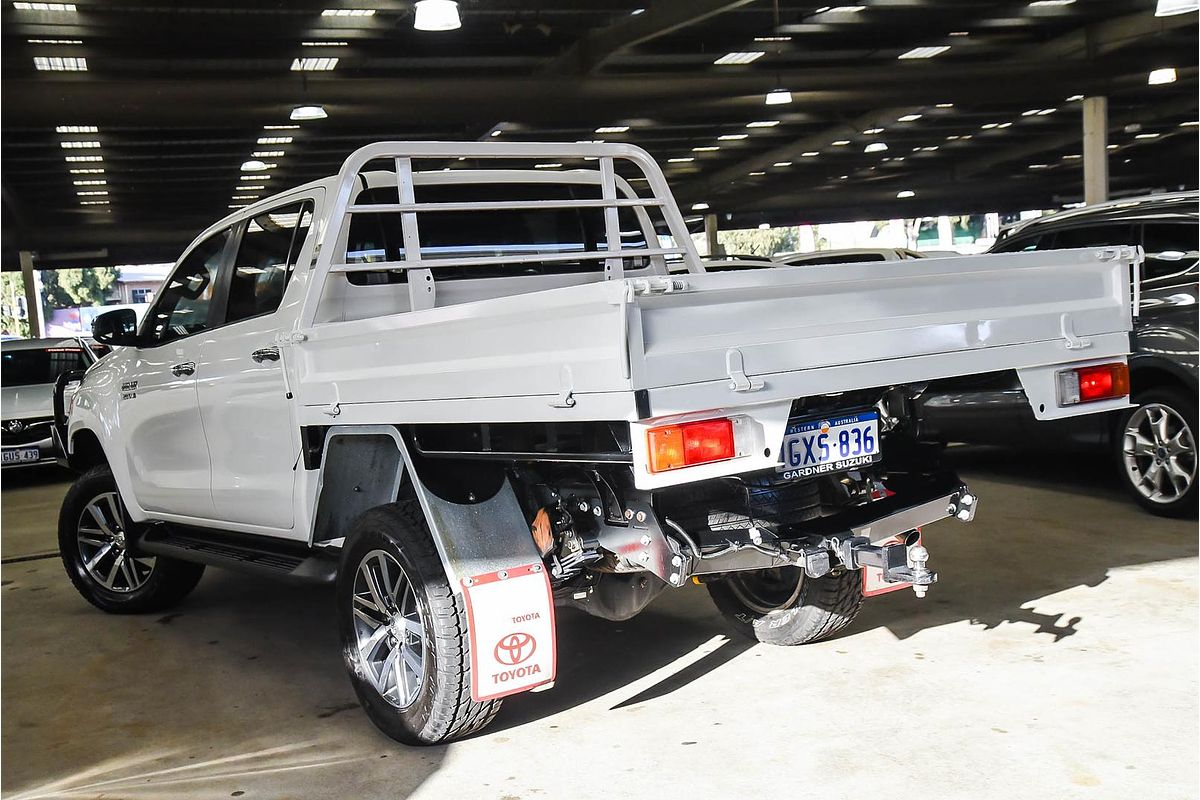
[991,233,1040,253]
[225,201,314,323]
[1043,224,1135,249]
[145,228,231,343]
[1142,223,1198,281]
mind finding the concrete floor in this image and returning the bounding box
[2,450,1197,800]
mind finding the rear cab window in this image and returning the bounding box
[0,345,89,386]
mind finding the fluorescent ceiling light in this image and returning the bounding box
[533,163,563,169]
[898,46,949,59]
[1028,164,1049,169]
[490,129,503,137]
[72,179,105,185]
[34,56,86,71]
[291,57,338,71]
[897,113,922,122]
[291,105,328,121]
[264,124,300,130]
[28,38,82,44]
[1021,109,1041,116]
[714,51,764,65]
[1066,94,1084,101]
[321,8,375,16]
[1156,0,1199,15]
[1134,133,1160,139]
[60,140,100,148]
[718,133,749,140]
[241,160,270,171]
[413,0,461,31]
[801,151,820,157]
[595,125,629,133]
[747,120,780,128]
[302,40,349,46]
[13,2,76,9]
[1062,154,1081,159]
[631,7,645,14]
[919,145,939,151]
[748,171,765,176]
[831,140,850,146]
[948,31,969,36]
[56,125,97,133]
[253,150,286,158]
[64,155,101,162]
[257,136,293,145]
[755,36,792,42]
[864,142,888,153]
[996,122,1012,128]
[1148,67,1177,85]
[758,222,771,229]
[69,168,103,174]
[232,195,259,200]
[765,89,793,105]
[80,200,109,206]
[935,102,954,108]
[773,161,793,167]
[240,175,270,180]
[862,127,884,134]
[668,157,695,163]
[238,185,266,191]
[1028,0,1074,5]
[76,190,107,196]
[691,202,710,210]
[896,190,915,198]
[825,6,865,12]
[692,146,720,152]
[1181,121,1200,126]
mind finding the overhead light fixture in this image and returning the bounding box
[1062,153,1081,159]
[1155,0,1199,15]
[1134,133,1160,139]
[755,36,792,42]
[321,8,375,16]
[413,0,461,31]
[630,7,645,14]
[935,102,954,108]
[264,124,300,130]
[290,105,328,121]
[33,56,86,71]
[27,38,82,43]
[748,171,766,176]
[69,168,103,174]
[64,155,101,162]
[240,174,270,180]
[1148,67,1177,85]
[55,125,97,133]
[1181,121,1200,127]
[864,142,888,153]
[801,151,820,157]
[253,150,286,158]
[948,31,969,36]
[773,161,793,167]
[291,57,338,71]
[896,190,915,198]
[713,51,765,65]
[862,127,884,134]
[831,140,850,146]
[692,146,720,152]
[72,179,105,185]
[257,136,293,145]
[80,200,109,206]
[232,195,259,201]
[1066,94,1084,101]
[1028,0,1074,6]
[1106,144,1119,149]
[668,157,695,163]
[595,125,629,133]
[717,133,749,140]
[765,89,793,105]
[824,6,865,12]
[897,113,922,122]
[758,222,771,229]
[747,120,780,128]
[76,190,108,196]
[302,40,349,46]
[533,162,563,169]
[1028,164,1049,169]
[996,122,1012,128]
[241,160,269,171]
[13,2,76,10]
[60,140,100,148]
[691,202,710,210]
[239,185,266,190]
[898,46,950,59]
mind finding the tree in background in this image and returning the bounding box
[0,273,31,337]
[716,226,801,258]
[40,267,120,315]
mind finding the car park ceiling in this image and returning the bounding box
[1,0,1196,267]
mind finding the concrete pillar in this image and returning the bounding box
[1082,96,1108,205]
[937,215,954,249]
[18,250,43,339]
[704,213,721,257]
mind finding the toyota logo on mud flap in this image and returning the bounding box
[494,632,536,666]
[5,420,24,433]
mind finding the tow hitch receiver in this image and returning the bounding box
[837,537,936,597]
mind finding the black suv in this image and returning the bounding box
[918,192,1198,517]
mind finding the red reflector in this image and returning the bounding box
[1077,362,1130,403]
[647,418,736,473]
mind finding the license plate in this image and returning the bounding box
[777,410,881,479]
[2,448,41,465]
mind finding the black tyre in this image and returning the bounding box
[59,466,206,614]
[707,567,863,646]
[1115,386,1198,518]
[337,500,501,745]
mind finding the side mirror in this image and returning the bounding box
[92,309,140,347]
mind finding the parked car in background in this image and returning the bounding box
[772,247,927,267]
[1,337,96,468]
[917,192,1198,516]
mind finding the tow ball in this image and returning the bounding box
[828,535,937,598]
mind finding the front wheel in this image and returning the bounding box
[1115,386,1198,518]
[707,567,863,646]
[59,466,206,613]
[337,501,501,745]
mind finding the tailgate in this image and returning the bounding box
[628,246,1138,416]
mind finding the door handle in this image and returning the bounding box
[170,361,196,377]
[251,347,281,363]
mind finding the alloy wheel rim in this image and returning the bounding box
[76,491,156,593]
[1122,403,1196,505]
[351,549,427,709]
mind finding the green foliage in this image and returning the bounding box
[40,267,120,309]
[0,273,31,338]
[716,226,801,258]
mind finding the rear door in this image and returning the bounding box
[196,196,317,534]
[123,227,234,518]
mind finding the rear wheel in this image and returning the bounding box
[1116,386,1197,518]
[59,466,206,614]
[337,501,501,745]
[707,567,863,646]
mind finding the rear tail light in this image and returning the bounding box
[647,417,736,473]
[1057,362,1130,406]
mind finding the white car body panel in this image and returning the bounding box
[1,384,54,420]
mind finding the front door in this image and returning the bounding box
[123,226,233,519]
[196,198,316,534]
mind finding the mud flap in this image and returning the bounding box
[462,563,557,701]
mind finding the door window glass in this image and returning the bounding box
[225,201,314,323]
[145,228,230,342]
[1142,222,1199,280]
[1041,224,1135,249]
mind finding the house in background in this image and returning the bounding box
[108,263,171,305]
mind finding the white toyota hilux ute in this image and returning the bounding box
[58,142,1140,744]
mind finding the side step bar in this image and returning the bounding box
[135,525,338,585]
